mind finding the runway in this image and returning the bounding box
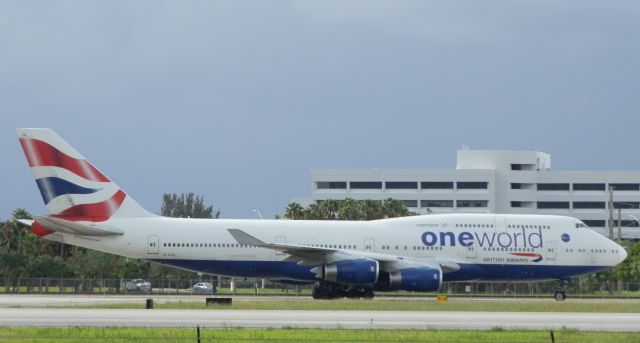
[1,308,639,331]
[1,295,638,331]
[2,294,638,307]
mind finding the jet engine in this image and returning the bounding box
[376,267,442,292]
[312,259,379,284]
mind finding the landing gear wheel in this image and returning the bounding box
[312,285,330,299]
[362,289,374,299]
[329,288,346,299]
[346,288,360,298]
[317,287,330,299]
[554,291,566,301]
[553,279,569,301]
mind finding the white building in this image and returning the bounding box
[299,148,640,239]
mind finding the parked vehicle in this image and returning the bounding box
[192,282,216,294]
[122,279,152,292]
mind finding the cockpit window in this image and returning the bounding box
[575,223,587,228]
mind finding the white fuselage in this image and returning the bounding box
[42,213,626,283]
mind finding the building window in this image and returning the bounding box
[573,183,605,191]
[582,219,638,227]
[609,220,640,228]
[537,201,570,209]
[537,183,570,191]
[421,200,453,208]
[573,201,606,209]
[401,200,418,207]
[316,181,347,190]
[457,182,488,189]
[511,164,536,171]
[511,183,534,190]
[386,181,418,189]
[613,202,640,209]
[421,182,454,189]
[511,201,523,208]
[350,181,382,189]
[457,200,488,208]
[609,183,640,191]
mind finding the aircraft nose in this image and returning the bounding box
[618,246,628,264]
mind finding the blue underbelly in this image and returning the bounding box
[444,263,610,282]
[151,259,610,283]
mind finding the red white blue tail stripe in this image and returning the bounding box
[17,129,152,233]
[19,137,109,182]
[35,177,100,205]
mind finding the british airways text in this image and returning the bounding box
[421,228,543,248]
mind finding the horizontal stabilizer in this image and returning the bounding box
[17,219,34,227]
[34,216,123,236]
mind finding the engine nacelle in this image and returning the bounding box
[317,259,379,285]
[383,267,442,292]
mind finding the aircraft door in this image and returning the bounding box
[546,241,557,260]
[364,238,375,252]
[275,236,286,258]
[466,245,477,259]
[147,235,159,254]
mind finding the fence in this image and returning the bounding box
[1,277,639,298]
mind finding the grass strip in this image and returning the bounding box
[0,327,639,343]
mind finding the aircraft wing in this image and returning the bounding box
[227,229,460,272]
[228,228,356,265]
[20,216,124,237]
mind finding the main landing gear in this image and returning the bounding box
[553,279,569,301]
[312,282,374,300]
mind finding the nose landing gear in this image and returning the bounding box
[553,289,567,301]
[553,279,569,301]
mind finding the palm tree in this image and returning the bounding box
[318,200,340,220]
[305,203,322,220]
[381,198,410,218]
[1,208,32,254]
[337,198,365,220]
[284,202,305,220]
[363,200,384,220]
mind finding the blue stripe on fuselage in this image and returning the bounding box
[35,177,99,204]
[150,259,610,283]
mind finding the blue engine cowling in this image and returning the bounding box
[322,259,379,285]
[383,267,442,292]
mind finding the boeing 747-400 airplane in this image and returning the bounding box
[16,128,627,300]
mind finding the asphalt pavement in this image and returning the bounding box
[1,294,639,331]
[0,308,639,331]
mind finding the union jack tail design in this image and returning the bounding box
[17,128,154,233]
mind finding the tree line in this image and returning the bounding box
[0,193,214,280]
[283,198,413,220]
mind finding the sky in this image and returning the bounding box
[1,1,640,220]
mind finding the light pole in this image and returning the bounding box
[252,209,264,219]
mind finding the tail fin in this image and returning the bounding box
[17,128,155,221]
